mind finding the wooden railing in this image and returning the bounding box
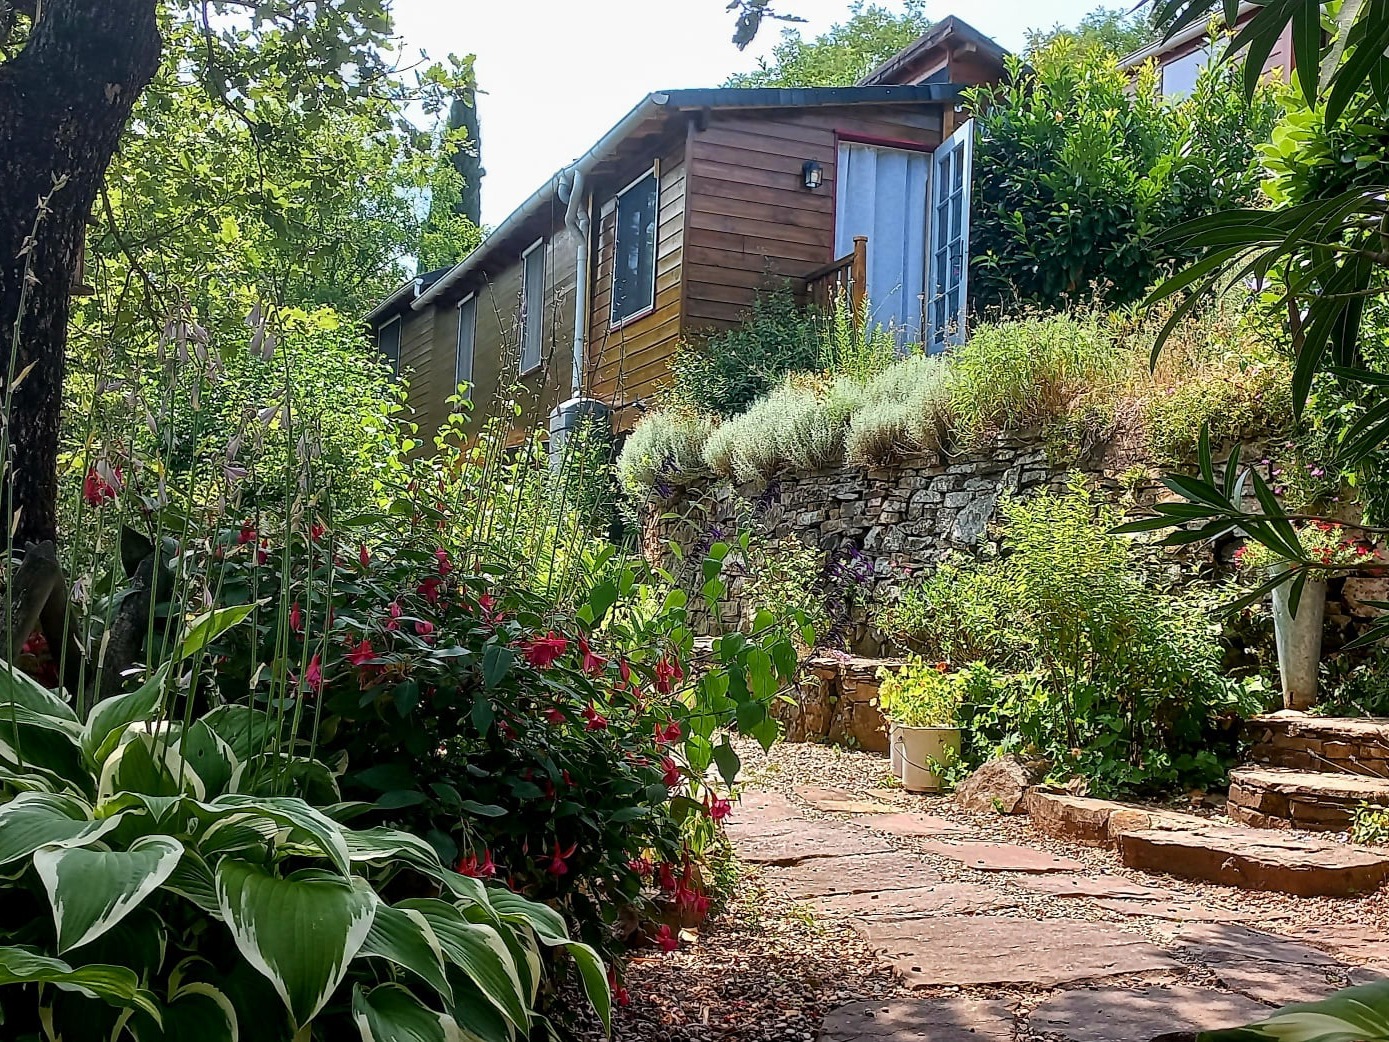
[802,235,866,321]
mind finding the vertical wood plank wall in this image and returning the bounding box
[586,136,688,413]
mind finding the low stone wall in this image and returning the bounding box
[642,431,1202,655]
[773,654,900,753]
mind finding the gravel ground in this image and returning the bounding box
[572,740,1389,1042]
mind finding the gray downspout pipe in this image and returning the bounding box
[560,166,591,399]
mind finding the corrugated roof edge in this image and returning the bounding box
[406,84,962,314]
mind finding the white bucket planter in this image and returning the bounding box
[893,724,962,793]
[1271,566,1327,711]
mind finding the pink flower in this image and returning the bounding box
[656,862,677,893]
[289,602,303,634]
[434,549,453,576]
[522,632,568,668]
[82,465,121,506]
[546,841,577,876]
[707,797,732,822]
[660,756,681,788]
[415,620,435,638]
[238,524,257,545]
[457,848,497,878]
[544,706,566,725]
[386,601,402,631]
[655,924,678,953]
[256,539,269,566]
[655,656,683,694]
[359,544,370,569]
[655,719,682,746]
[582,703,608,731]
[346,638,375,667]
[608,967,630,1008]
[578,637,605,676]
[310,522,325,542]
[628,857,653,877]
[418,577,443,606]
[304,653,323,694]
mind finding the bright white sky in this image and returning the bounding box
[391,0,1099,226]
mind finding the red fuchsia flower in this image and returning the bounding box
[346,638,375,667]
[434,549,453,576]
[521,632,568,668]
[707,796,732,822]
[619,658,632,684]
[628,857,653,877]
[309,522,325,542]
[358,544,371,569]
[655,924,679,953]
[457,848,497,878]
[385,601,402,632]
[582,703,608,731]
[546,841,578,876]
[607,967,630,1008]
[654,656,683,694]
[578,637,605,676]
[238,524,257,545]
[660,756,681,788]
[654,719,682,747]
[289,602,303,635]
[656,862,677,893]
[418,576,443,606]
[499,720,517,741]
[544,706,566,725]
[82,465,121,506]
[304,654,324,694]
[415,620,435,639]
[256,539,269,566]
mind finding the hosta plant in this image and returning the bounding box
[0,620,608,1042]
[1200,978,1389,1042]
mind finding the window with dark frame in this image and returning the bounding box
[456,294,476,397]
[376,317,401,375]
[521,241,545,374]
[611,170,658,325]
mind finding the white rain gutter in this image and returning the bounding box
[1118,1,1257,68]
[412,92,670,313]
[558,166,591,398]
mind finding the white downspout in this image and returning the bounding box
[561,166,591,399]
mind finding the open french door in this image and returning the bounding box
[925,119,974,352]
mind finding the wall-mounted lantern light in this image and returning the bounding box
[802,160,824,191]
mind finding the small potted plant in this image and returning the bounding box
[1236,521,1379,710]
[876,657,964,793]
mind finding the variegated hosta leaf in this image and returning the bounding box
[445,970,513,1042]
[560,939,611,1035]
[127,981,239,1042]
[211,794,351,874]
[397,899,529,1033]
[0,660,78,721]
[0,702,87,787]
[352,982,463,1042]
[198,705,279,763]
[179,720,238,797]
[196,810,283,859]
[1200,979,1389,1042]
[82,664,170,769]
[348,827,446,872]
[98,729,205,802]
[0,791,121,866]
[216,860,376,1028]
[359,903,454,1005]
[0,944,160,1018]
[482,889,609,1028]
[164,849,221,917]
[34,835,184,952]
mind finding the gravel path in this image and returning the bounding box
[591,740,1389,1042]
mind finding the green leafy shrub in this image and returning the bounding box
[615,408,716,498]
[965,38,1277,313]
[844,354,952,465]
[879,482,1261,796]
[813,296,899,383]
[671,286,820,417]
[877,656,967,727]
[0,616,608,1041]
[702,374,864,483]
[1353,804,1389,847]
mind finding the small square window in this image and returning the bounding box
[611,170,658,325]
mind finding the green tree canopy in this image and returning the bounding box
[1025,5,1163,57]
[723,0,930,88]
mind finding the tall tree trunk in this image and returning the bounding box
[0,0,161,546]
[451,88,482,227]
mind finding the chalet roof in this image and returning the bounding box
[1117,1,1256,67]
[404,83,962,315]
[363,265,452,326]
[857,15,1010,87]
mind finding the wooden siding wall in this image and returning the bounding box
[400,225,580,443]
[682,105,943,335]
[587,137,686,412]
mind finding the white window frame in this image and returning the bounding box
[925,118,974,353]
[455,292,476,399]
[520,239,545,375]
[609,165,660,328]
[376,315,402,376]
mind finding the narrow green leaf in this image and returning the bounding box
[0,945,159,1018]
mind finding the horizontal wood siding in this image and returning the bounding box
[682,106,942,335]
[587,137,686,414]
[402,226,580,443]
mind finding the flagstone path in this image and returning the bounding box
[725,783,1389,1041]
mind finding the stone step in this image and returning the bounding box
[1247,711,1389,777]
[1116,821,1389,897]
[1227,766,1389,831]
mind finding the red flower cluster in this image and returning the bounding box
[456,848,497,878]
[546,840,578,876]
[82,465,121,507]
[654,656,684,694]
[582,703,608,731]
[522,632,568,668]
[660,756,681,788]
